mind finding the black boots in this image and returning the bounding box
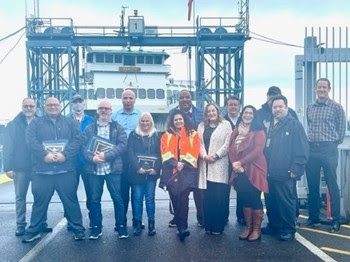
[133,220,142,236]
[148,220,156,236]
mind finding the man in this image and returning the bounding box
[83,100,128,239]
[263,95,309,241]
[303,78,346,233]
[169,90,204,227]
[224,96,243,225]
[23,97,85,242]
[68,94,94,230]
[3,98,51,236]
[257,86,298,134]
[111,89,141,228]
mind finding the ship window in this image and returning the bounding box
[96,88,105,99]
[105,54,114,63]
[124,55,135,66]
[87,53,93,63]
[154,55,162,64]
[137,55,144,64]
[129,88,138,98]
[147,89,155,99]
[173,90,179,100]
[88,89,95,99]
[156,89,165,99]
[96,54,104,63]
[106,88,115,99]
[167,90,172,97]
[145,56,153,64]
[116,88,123,98]
[139,89,146,99]
[78,89,87,99]
[115,55,122,63]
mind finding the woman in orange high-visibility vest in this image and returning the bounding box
[159,109,199,241]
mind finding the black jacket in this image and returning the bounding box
[25,114,82,173]
[264,114,309,181]
[257,102,299,134]
[127,130,161,184]
[83,120,127,175]
[3,113,33,172]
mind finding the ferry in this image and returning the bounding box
[78,48,195,129]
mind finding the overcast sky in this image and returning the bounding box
[1,0,350,120]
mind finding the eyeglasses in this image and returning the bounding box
[23,105,35,109]
[46,104,60,107]
[98,107,112,111]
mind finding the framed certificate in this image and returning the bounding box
[42,139,68,153]
[87,135,114,154]
[137,155,158,170]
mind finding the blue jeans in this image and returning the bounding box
[132,180,156,221]
[87,173,125,228]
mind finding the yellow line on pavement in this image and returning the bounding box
[0,174,12,184]
[297,226,350,240]
[321,247,350,256]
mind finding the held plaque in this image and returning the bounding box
[137,155,158,171]
[42,139,68,153]
[87,135,114,154]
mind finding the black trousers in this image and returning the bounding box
[203,181,227,233]
[193,188,204,224]
[265,177,297,234]
[169,187,191,231]
[306,142,340,222]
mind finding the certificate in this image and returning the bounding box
[137,155,158,170]
[87,135,114,154]
[42,139,68,153]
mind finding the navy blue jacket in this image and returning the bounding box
[3,112,33,172]
[25,114,82,173]
[83,120,127,175]
[127,130,161,184]
[264,114,309,181]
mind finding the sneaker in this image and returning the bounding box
[117,225,129,239]
[330,221,340,233]
[168,218,177,228]
[22,232,41,243]
[301,219,320,228]
[89,227,102,240]
[15,227,26,237]
[41,223,53,233]
[73,231,86,241]
[279,233,295,241]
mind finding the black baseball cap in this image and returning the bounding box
[267,86,281,96]
[71,94,84,103]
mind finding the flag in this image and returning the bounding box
[187,0,193,21]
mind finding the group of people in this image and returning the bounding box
[3,77,346,244]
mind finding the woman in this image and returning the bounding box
[128,112,161,236]
[198,103,232,235]
[159,109,199,241]
[228,105,268,241]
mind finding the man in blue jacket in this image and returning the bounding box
[83,100,128,240]
[23,97,85,242]
[3,98,51,236]
[263,95,309,241]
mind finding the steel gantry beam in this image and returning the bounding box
[26,1,249,112]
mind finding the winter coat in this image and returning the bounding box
[3,112,33,172]
[25,114,82,173]
[228,129,268,193]
[264,114,309,181]
[83,120,127,175]
[127,130,161,184]
[197,120,232,189]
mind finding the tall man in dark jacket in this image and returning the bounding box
[3,98,51,236]
[169,90,204,227]
[23,97,85,242]
[83,100,128,240]
[303,78,346,233]
[263,95,309,241]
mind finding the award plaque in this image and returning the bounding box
[42,139,68,153]
[87,135,114,154]
[137,155,158,170]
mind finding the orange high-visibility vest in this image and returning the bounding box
[161,127,199,169]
